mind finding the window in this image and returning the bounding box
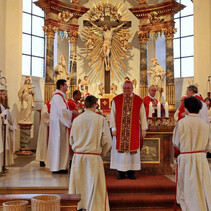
[174,0,194,78]
[22,0,45,77]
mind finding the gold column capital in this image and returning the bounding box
[43,24,58,39]
[163,28,177,40]
[137,31,149,44]
[68,31,79,43]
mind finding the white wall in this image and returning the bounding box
[194,0,211,97]
[0,0,6,74]
[4,0,22,150]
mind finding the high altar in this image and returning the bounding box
[35,0,185,175]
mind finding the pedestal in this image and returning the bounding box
[17,123,33,156]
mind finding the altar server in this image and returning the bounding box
[47,79,76,173]
[0,88,17,168]
[173,96,211,211]
[69,95,112,211]
[36,101,50,167]
[110,81,148,179]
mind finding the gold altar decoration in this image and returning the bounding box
[82,1,132,78]
[58,11,73,23]
[102,93,115,108]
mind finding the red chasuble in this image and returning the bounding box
[113,94,143,152]
[143,95,158,118]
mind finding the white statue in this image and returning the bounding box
[54,55,69,83]
[18,76,35,123]
[147,58,166,102]
[89,21,125,71]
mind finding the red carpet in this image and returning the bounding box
[106,175,180,210]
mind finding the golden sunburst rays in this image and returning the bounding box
[82,0,131,78]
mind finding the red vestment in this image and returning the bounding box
[67,99,83,121]
[67,99,83,155]
[143,95,158,118]
[113,94,143,152]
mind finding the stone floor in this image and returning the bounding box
[0,157,211,191]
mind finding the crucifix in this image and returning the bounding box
[84,16,131,93]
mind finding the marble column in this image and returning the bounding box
[164,28,176,108]
[68,30,78,98]
[43,24,57,103]
[138,31,149,98]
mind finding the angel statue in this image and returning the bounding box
[58,11,73,23]
[110,83,117,95]
[18,76,35,123]
[89,21,126,71]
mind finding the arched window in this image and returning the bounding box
[174,0,194,78]
[22,0,45,77]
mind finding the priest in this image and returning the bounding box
[143,85,165,118]
[36,101,50,167]
[173,96,211,211]
[110,80,148,179]
[69,95,112,211]
[178,85,209,124]
[47,79,77,173]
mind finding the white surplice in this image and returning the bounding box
[173,114,211,211]
[0,105,16,166]
[36,104,49,163]
[69,110,112,211]
[47,90,72,172]
[110,96,148,171]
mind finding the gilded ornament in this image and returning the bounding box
[82,1,132,77]
[58,11,73,23]
[43,25,58,38]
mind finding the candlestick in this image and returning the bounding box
[157,102,161,118]
[165,102,169,118]
[149,102,153,118]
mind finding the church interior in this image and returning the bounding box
[0,0,211,210]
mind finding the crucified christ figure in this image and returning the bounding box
[90,21,125,71]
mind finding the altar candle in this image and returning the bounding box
[149,102,153,118]
[165,102,169,118]
[157,102,161,118]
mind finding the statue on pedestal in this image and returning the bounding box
[147,58,165,102]
[54,55,69,83]
[18,76,35,123]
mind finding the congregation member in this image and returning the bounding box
[69,95,112,211]
[178,85,209,124]
[172,96,211,211]
[36,101,51,167]
[47,79,77,173]
[110,80,148,179]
